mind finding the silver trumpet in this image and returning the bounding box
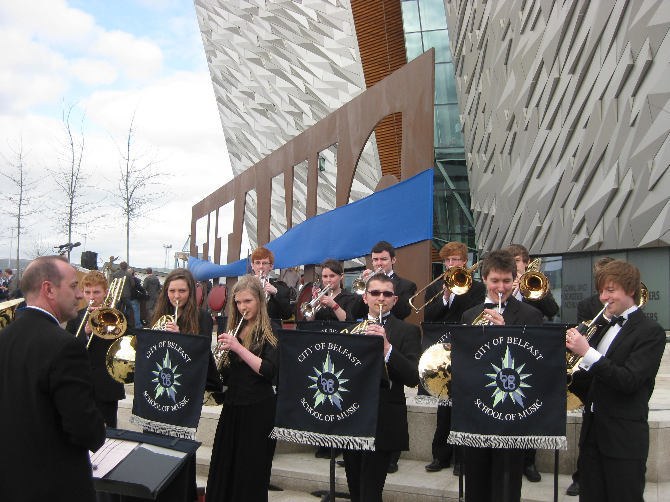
[258,273,271,301]
[214,311,246,371]
[300,284,332,317]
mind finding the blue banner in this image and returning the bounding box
[189,169,433,280]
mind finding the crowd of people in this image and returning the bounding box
[0,239,664,502]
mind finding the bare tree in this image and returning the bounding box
[0,138,40,277]
[46,103,100,261]
[27,233,52,259]
[109,107,170,264]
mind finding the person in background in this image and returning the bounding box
[128,268,146,328]
[143,267,162,321]
[0,256,106,501]
[112,261,134,323]
[250,247,293,322]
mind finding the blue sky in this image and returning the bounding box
[0,0,235,269]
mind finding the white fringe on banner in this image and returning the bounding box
[270,427,376,451]
[413,395,451,407]
[129,414,197,440]
[448,431,567,450]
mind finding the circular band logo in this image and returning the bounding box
[152,351,181,403]
[485,346,530,408]
[308,352,349,411]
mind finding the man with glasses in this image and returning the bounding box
[424,242,486,475]
[352,241,417,321]
[250,247,292,321]
[341,273,421,502]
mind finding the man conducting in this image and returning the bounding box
[0,256,106,501]
[566,260,665,502]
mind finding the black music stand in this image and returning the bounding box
[93,428,200,500]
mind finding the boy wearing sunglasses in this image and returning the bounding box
[340,273,422,502]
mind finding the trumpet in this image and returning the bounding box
[515,258,550,300]
[409,261,482,313]
[258,273,271,301]
[213,311,246,371]
[341,302,384,334]
[566,303,609,410]
[88,277,127,339]
[300,284,332,317]
[351,267,384,295]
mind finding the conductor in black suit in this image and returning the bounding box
[461,250,543,502]
[424,241,486,474]
[251,247,293,322]
[65,270,127,428]
[566,260,665,502]
[351,241,417,321]
[341,273,422,502]
[0,256,106,502]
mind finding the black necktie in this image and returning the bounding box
[608,316,625,327]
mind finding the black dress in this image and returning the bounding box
[313,288,357,321]
[206,326,279,502]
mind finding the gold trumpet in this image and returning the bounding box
[351,267,384,295]
[471,292,503,325]
[213,310,246,371]
[341,302,384,334]
[409,261,482,313]
[515,258,550,300]
[88,277,127,339]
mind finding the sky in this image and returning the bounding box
[0,0,236,271]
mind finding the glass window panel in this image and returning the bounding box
[435,63,458,104]
[244,189,258,250]
[401,0,421,33]
[292,161,308,228]
[418,0,448,31]
[434,104,463,148]
[422,30,452,63]
[270,173,287,241]
[317,143,337,216]
[404,32,423,62]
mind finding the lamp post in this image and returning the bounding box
[163,244,172,270]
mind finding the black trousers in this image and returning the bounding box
[342,449,392,502]
[578,420,646,502]
[431,405,455,463]
[464,446,524,502]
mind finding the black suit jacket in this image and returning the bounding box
[351,273,417,321]
[462,295,544,325]
[424,279,487,323]
[577,309,665,459]
[0,308,106,501]
[522,289,559,319]
[66,308,127,403]
[577,293,603,322]
[374,314,422,451]
[267,278,293,320]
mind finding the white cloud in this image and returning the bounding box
[68,58,118,85]
[95,30,163,81]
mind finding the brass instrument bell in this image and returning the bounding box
[89,277,128,339]
[418,343,452,399]
[409,261,482,313]
[517,258,550,300]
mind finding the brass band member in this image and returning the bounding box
[341,273,421,502]
[65,270,126,428]
[506,244,559,319]
[150,268,212,337]
[566,260,664,502]
[461,250,543,502]
[351,241,417,321]
[424,242,486,476]
[305,259,356,322]
[250,247,293,321]
[206,275,279,501]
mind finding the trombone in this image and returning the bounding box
[88,277,128,339]
[409,261,482,313]
[515,258,550,300]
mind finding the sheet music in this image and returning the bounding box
[90,438,139,478]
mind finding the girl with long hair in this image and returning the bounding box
[150,268,212,336]
[205,275,279,502]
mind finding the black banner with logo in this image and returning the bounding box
[295,320,357,333]
[130,329,211,440]
[447,325,567,450]
[271,330,383,451]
